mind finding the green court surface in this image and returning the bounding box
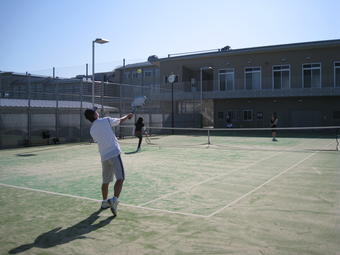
[0,136,339,255]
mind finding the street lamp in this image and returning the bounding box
[92,38,109,107]
[168,74,177,134]
[199,66,213,127]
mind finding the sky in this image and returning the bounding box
[0,0,339,77]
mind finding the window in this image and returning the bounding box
[124,71,131,80]
[245,67,261,90]
[218,69,234,91]
[225,111,234,121]
[243,110,253,121]
[72,84,79,93]
[256,112,263,120]
[333,111,340,119]
[273,65,290,89]
[218,112,224,119]
[179,101,199,113]
[132,72,139,79]
[190,78,198,91]
[144,71,152,78]
[231,111,242,121]
[335,62,340,87]
[303,63,321,88]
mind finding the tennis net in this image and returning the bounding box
[116,126,340,152]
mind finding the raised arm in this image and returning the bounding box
[119,113,134,124]
[274,118,278,126]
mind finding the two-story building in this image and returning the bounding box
[154,39,340,127]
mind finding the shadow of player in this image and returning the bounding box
[124,150,140,154]
[9,209,114,254]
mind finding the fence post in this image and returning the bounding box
[27,72,32,146]
[119,82,122,138]
[55,77,59,140]
[0,74,2,97]
[80,80,83,140]
[101,81,104,116]
[0,76,1,148]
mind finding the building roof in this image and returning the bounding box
[160,39,340,62]
[116,61,155,70]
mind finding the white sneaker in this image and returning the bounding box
[101,200,110,210]
[108,197,119,216]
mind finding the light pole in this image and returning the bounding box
[199,66,213,127]
[92,38,109,107]
[168,74,177,134]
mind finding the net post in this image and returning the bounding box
[336,128,339,151]
[208,129,211,145]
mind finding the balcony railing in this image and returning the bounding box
[156,79,340,101]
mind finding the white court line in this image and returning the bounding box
[138,143,305,207]
[0,183,207,218]
[0,140,332,219]
[207,140,335,217]
[207,152,316,217]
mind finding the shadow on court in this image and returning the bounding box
[9,209,114,254]
[16,154,37,157]
[125,150,140,154]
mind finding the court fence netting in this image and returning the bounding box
[1,72,340,151]
[116,125,340,152]
[0,73,202,148]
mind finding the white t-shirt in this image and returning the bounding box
[90,117,121,161]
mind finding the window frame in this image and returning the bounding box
[256,111,264,120]
[217,112,224,119]
[302,62,322,88]
[218,68,235,91]
[243,109,253,121]
[333,110,340,119]
[224,110,236,121]
[132,71,139,79]
[244,67,261,90]
[124,71,131,81]
[144,70,152,78]
[272,64,291,89]
[179,101,197,114]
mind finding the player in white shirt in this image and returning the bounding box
[84,107,133,216]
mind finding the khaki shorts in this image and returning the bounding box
[101,155,125,184]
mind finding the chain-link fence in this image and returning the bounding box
[0,72,203,148]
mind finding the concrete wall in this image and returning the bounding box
[214,96,340,128]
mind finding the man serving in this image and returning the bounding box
[84,107,133,216]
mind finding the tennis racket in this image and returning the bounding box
[128,96,147,119]
[144,129,152,144]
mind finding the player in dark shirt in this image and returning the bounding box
[135,117,145,151]
[271,112,278,142]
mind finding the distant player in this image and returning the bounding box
[271,112,278,141]
[134,117,145,151]
[226,113,233,128]
[84,107,133,216]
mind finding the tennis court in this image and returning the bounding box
[0,132,339,255]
